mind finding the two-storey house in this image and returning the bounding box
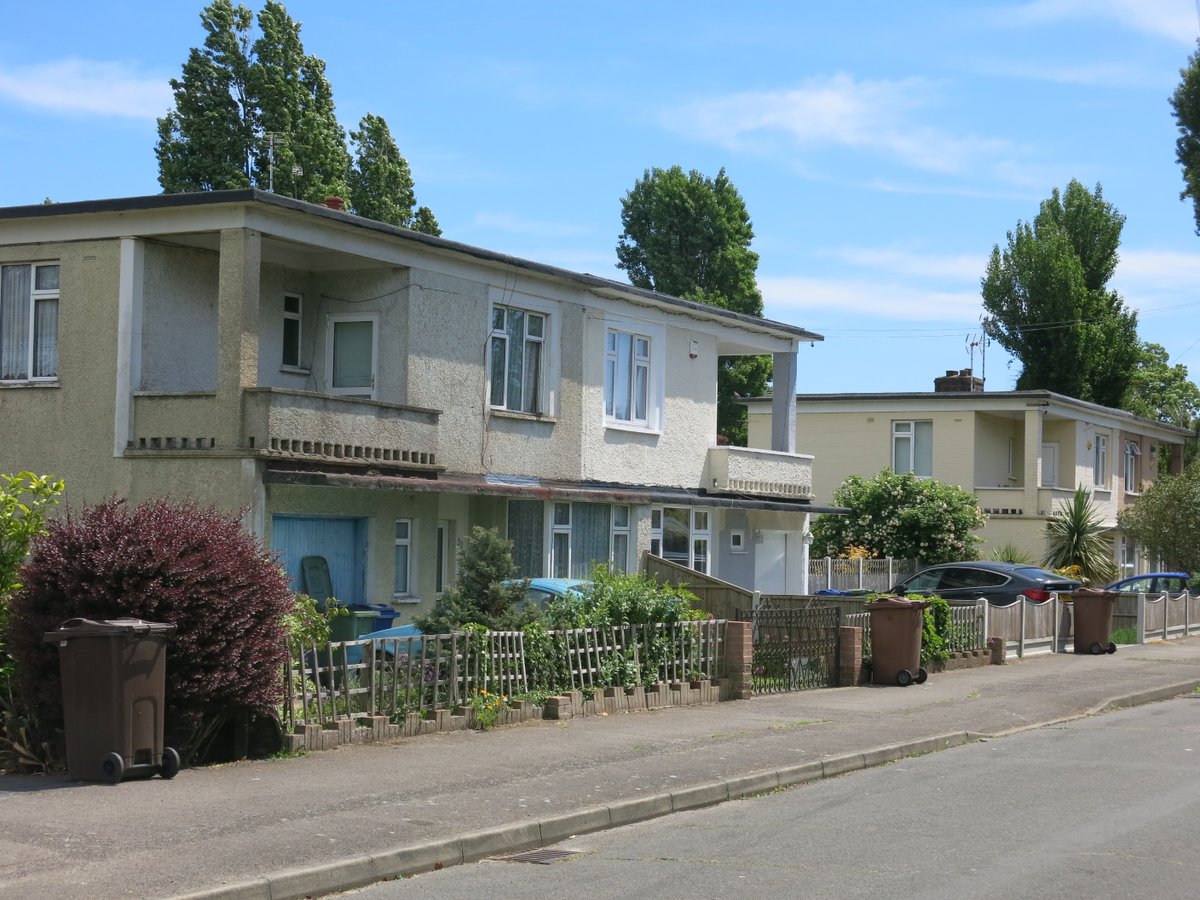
[744,368,1191,574]
[0,190,827,618]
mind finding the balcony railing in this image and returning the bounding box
[242,388,440,468]
[129,388,440,468]
[705,446,814,500]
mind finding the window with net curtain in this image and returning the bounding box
[329,318,374,397]
[507,499,620,579]
[490,305,544,414]
[0,263,59,382]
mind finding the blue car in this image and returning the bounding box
[1105,572,1191,594]
[512,577,591,610]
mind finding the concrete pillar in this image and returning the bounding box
[771,348,797,454]
[216,228,262,447]
[1023,407,1043,515]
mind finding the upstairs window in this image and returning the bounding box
[1123,440,1140,493]
[326,314,378,399]
[892,420,932,477]
[605,328,651,426]
[282,293,303,369]
[1,263,59,382]
[489,305,545,414]
[1093,434,1108,488]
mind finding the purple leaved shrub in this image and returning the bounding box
[8,498,292,764]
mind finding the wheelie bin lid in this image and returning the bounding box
[43,618,177,643]
[867,596,930,610]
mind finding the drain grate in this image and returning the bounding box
[502,848,581,865]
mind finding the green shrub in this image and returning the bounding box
[542,565,703,628]
[416,527,533,633]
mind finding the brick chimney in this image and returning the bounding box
[324,196,345,211]
[934,368,984,393]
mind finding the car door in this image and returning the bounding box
[931,567,1011,603]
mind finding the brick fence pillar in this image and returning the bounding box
[724,620,753,699]
[839,625,863,686]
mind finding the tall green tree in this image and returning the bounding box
[348,113,441,235]
[155,0,255,192]
[157,1,438,226]
[247,1,349,202]
[981,180,1140,408]
[1170,40,1200,235]
[1127,342,1200,471]
[616,166,768,445]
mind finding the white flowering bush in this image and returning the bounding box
[812,469,986,565]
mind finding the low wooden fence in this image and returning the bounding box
[285,620,727,730]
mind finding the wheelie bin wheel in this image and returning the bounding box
[1089,641,1104,655]
[915,667,928,684]
[160,747,181,780]
[101,752,124,784]
[896,669,914,687]
[1106,642,1117,655]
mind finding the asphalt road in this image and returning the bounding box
[352,697,1200,899]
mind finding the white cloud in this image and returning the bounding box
[826,247,990,281]
[1002,0,1195,45]
[0,59,171,118]
[661,74,1020,182]
[760,275,982,323]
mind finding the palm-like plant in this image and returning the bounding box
[1043,486,1118,585]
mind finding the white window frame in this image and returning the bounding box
[1093,433,1108,489]
[648,505,712,575]
[604,317,664,433]
[1040,442,1059,488]
[325,313,379,399]
[282,292,303,370]
[1,261,59,383]
[892,420,932,477]
[550,501,572,579]
[393,518,413,597]
[1123,440,1141,493]
[611,504,631,572]
[730,529,747,554]
[487,288,559,417]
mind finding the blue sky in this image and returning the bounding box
[2,1,1198,394]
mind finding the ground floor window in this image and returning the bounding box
[507,499,630,579]
[393,519,412,596]
[649,506,711,574]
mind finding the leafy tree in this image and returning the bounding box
[981,180,1140,408]
[415,527,532,633]
[247,1,349,202]
[1117,461,1200,577]
[616,166,768,444]
[8,498,293,766]
[157,2,438,223]
[0,473,64,696]
[155,0,256,191]
[1043,486,1117,585]
[1127,342,1200,471]
[348,113,441,234]
[811,469,986,565]
[1171,40,1200,235]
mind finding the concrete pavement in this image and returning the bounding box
[3,638,1200,900]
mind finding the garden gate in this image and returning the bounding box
[736,605,841,693]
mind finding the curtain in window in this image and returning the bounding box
[507,499,545,578]
[913,421,933,477]
[332,320,373,389]
[662,507,690,566]
[0,265,30,380]
[504,308,525,411]
[33,297,58,378]
[570,502,611,580]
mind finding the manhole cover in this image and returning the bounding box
[502,848,581,865]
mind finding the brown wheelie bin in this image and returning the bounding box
[1071,589,1118,655]
[44,618,180,783]
[868,596,929,686]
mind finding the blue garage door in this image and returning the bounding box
[272,516,366,606]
